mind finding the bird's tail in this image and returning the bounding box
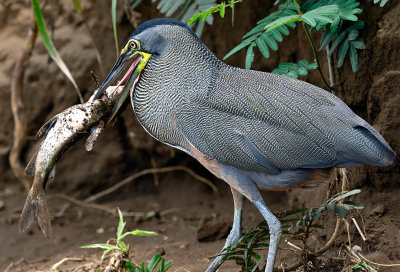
[19,186,53,240]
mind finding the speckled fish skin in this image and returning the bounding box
[19,86,123,240]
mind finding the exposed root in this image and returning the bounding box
[9,17,38,191]
[84,166,219,203]
[49,257,97,272]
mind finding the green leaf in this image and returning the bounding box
[313,206,325,221]
[32,0,82,102]
[117,208,126,240]
[335,204,347,218]
[130,0,143,10]
[81,243,118,250]
[264,15,300,31]
[101,248,113,263]
[72,0,83,13]
[270,29,283,42]
[148,253,162,271]
[120,229,158,240]
[348,43,358,72]
[165,0,185,17]
[351,38,366,49]
[319,26,339,50]
[220,3,226,18]
[187,13,203,25]
[224,35,258,60]
[348,29,359,41]
[342,201,364,209]
[307,62,318,69]
[379,0,389,7]
[328,31,347,57]
[262,33,278,51]
[329,189,361,203]
[245,42,255,69]
[326,203,335,211]
[255,37,270,59]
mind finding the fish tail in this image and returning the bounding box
[19,187,53,240]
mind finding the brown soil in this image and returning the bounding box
[1,1,400,272]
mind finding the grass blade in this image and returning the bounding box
[32,0,83,103]
[111,0,119,56]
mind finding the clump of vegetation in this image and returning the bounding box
[219,189,364,271]
[125,0,390,92]
[82,208,172,272]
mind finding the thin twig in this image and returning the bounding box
[342,218,352,251]
[315,217,341,255]
[325,44,336,93]
[3,258,28,272]
[284,239,302,251]
[9,17,38,192]
[351,217,367,241]
[85,166,219,203]
[49,257,97,272]
[358,252,400,267]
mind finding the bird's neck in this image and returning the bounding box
[131,45,221,150]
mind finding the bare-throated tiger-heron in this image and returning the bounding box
[92,18,395,272]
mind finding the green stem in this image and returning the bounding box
[302,23,333,91]
[292,0,333,92]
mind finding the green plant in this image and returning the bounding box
[32,0,83,102]
[82,208,171,272]
[125,0,219,36]
[218,189,363,271]
[125,254,172,272]
[184,0,390,88]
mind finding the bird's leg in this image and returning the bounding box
[252,198,281,272]
[205,187,244,272]
[217,167,281,272]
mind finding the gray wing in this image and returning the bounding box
[176,67,395,174]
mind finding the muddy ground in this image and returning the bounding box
[0,0,400,271]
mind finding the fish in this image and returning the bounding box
[19,86,125,240]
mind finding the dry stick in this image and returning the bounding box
[49,257,97,272]
[357,253,400,267]
[9,18,38,192]
[325,44,336,95]
[278,168,347,271]
[3,258,28,272]
[351,217,367,241]
[85,166,219,203]
[277,218,342,272]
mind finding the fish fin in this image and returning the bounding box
[19,187,53,241]
[47,165,56,182]
[25,152,38,177]
[85,121,104,151]
[35,116,58,140]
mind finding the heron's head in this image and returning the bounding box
[93,18,195,123]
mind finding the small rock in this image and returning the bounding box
[96,227,105,234]
[371,204,386,217]
[197,215,231,242]
[0,199,4,211]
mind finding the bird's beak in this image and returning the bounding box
[91,51,151,123]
